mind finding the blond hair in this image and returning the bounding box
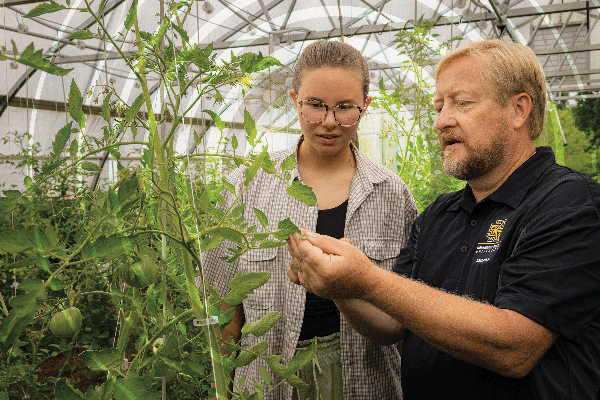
[435,39,547,140]
[293,40,370,101]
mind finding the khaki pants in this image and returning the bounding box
[292,332,343,400]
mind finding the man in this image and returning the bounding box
[286,39,600,399]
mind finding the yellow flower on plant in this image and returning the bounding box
[240,74,253,87]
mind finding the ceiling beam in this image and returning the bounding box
[48,0,600,66]
[549,82,600,92]
[552,93,600,100]
[1,0,47,5]
[3,95,247,128]
[534,43,600,56]
[545,68,600,78]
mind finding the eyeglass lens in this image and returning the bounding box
[300,101,361,126]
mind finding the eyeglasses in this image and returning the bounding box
[297,100,365,127]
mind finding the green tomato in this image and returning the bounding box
[49,307,82,337]
[121,254,159,288]
[152,337,164,355]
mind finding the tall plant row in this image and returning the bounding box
[0,1,318,399]
[371,17,464,211]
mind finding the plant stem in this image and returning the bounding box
[57,335,77,379]
[181,248,228,400]
[0,292,8,316]
[129,309,194,368]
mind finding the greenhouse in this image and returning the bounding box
[1,0,600,398]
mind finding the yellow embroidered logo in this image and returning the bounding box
[476,219,506,260]
[485,219,506,244]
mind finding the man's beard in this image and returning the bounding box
[440,125,509,181]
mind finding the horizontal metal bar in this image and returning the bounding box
[545,68,600,78]
[1,0,48,5]
[534,43,600,56]
[2,95,249,129]
[552,93,600,100]
[548,83,600,92]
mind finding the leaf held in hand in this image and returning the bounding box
[271,218,301,240]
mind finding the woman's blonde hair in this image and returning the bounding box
[293,40,370,101]
[435,39,547,139]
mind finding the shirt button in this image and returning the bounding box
[470,220,477,226]
[461,245,468,253]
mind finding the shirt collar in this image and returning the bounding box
[449,146,557,212]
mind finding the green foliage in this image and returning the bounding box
[571,94,600,147]
[0,41,72,75]
[0,1,317,398]
[24,0,66,18]
[537,105,600,181]
[67,29,95,40]
[371,17,464,211]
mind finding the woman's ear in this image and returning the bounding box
[290,89,297,101]
[364,95,372,109]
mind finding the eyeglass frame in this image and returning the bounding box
[296,100,366,127]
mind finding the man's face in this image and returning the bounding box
[433,56,514,181]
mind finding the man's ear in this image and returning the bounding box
[512,93,532,131]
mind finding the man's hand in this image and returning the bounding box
[286,230,375,299]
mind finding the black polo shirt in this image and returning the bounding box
[393,147,600,400]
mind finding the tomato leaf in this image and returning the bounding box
[15,42,72,76]
[81,161,101,171]
[54,379,85,399]
[281,153,296,172]
[286,180,317,206]
[241,311,281,338]
[81,235,136,261]
[51,122,75,158]
[271,218,301,240]
[253,208,268,228]
[24,1,66,18]
[67,30,95,40]
[222,271,270,306]
[81,348,123,371]
[237,52,282,74]
[124,0,138,30]
[245,147,269,186]
[203,109,224,132]
[68,79,86,128]
[244,109,257,145]
[235,340,268,367]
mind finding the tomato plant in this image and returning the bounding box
[0,1,318,399]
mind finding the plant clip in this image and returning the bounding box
[193,316,219,326]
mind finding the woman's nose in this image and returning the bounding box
[322,106,337,127]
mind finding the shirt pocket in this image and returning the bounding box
[238,247,278,310]
[356,238,404,271]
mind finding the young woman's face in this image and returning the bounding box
[290,66,371,157]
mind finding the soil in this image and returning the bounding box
[34,351,105,398]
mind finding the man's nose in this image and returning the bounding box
[435,106,457,131]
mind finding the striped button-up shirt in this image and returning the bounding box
[203,142,418,399]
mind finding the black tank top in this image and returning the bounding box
[298,199,348,341]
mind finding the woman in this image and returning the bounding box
[204,40,417,400]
